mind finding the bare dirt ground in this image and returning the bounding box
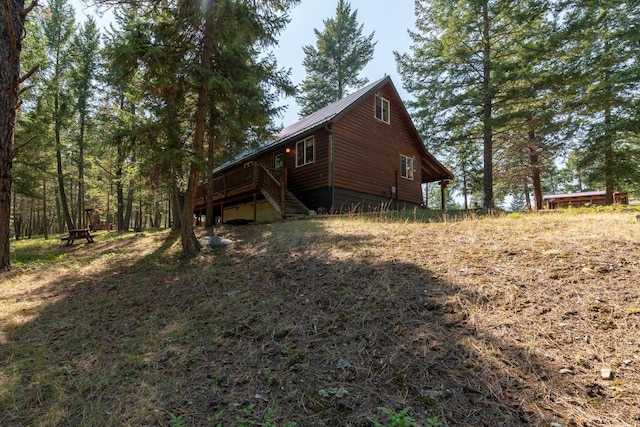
[1,210,639,426]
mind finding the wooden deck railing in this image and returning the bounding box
[205,163,286,211]
[208,165,257,197]
[257,165,287,215]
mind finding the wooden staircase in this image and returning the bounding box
[257,164,309,218]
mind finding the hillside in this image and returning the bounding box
[2,211,640,426]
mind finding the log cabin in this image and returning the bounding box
[194,76,453,224]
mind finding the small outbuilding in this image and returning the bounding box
[543,191,629,209]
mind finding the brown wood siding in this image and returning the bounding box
[283,129,331,207]
[332,84,424,205]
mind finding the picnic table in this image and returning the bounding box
[61,228,97,245]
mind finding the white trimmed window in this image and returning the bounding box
[375,93,390,124]
[296,136,314,167]
[401,155,414,180]
[274,153,283,170]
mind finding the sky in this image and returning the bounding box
[272,1,417,125]
[70,0,418,127]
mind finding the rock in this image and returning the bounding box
[600,368,613,380]
[198,236,232,248]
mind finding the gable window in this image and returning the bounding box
[375,93,390,124]
[296,136,314,167]
[401,155,414,180]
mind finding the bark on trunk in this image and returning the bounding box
[604,105,614,205]
[528,133,543,211]
[178,0,216,257]
[0,0,27,270]
[76,113,86,228]
[205,118,215,228]
[481,0,494,210]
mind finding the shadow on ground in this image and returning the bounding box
[0,221,578,426]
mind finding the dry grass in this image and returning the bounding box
[1,210,639,426]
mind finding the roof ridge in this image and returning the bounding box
[275,76,390,143]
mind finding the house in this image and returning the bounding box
[543,191,629,209]
[194,76,453,224]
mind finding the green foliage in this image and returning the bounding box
[370,407,418,427]
[557,0,640,199]
[168,413,186,427]
[297,0,376,116]
[317,387,348,398]
[395,0,581,209]
[235,404,296,427]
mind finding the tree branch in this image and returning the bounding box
[13,135,38,158]
[18,84,34,96]
[22,0,38,16]
[19,65,39,84]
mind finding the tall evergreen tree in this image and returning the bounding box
[43,0,76,230]
[14,7,54,238]
[1,0,38,270]
[100,0,298,257]
[296,0,376,117]
[395,0,548,209]
[558,0,640,203]
[70,17,100,228]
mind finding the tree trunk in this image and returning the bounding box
[462,173,469,210]
[172,186,182,231]
[124,180,134,230]
[0,0,29,270]
[55,97,74,230]
[116,161,125,230]
[524,182,532,211]
[55,189,63,232]
[12,191,20,240]
[205,115,215,227]
[603,104,614,205]
[43,179,49,239]
[76,112,86,228]
[481,0,494,210]
[178,0,216,257]
[528,136,543,211]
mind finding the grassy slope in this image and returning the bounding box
[1,211,640,426]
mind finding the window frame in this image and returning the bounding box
[400,154,414,180]
[375,93,390,124]
[274,153,283,170]
[296,136,315,167]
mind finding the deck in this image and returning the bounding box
[194,163,309,223]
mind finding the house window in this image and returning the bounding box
[401,155,414,180]
[296,136,314,167]
[375,93,390,124]
[274,153,283,170]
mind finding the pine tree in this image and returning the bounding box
[558,0,640,203]
[297,0,376,117]
[100,0,298,257]
[44,0,76,230]
[70,17,100,228]
[1,0,38,270]
[395,0,550,209]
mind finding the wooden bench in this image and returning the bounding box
[61,228,97,245]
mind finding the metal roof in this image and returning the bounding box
[212,76,391,173]
[542,191,609,200]
[275,76,390,143]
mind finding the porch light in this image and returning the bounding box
[285,147,291,153]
